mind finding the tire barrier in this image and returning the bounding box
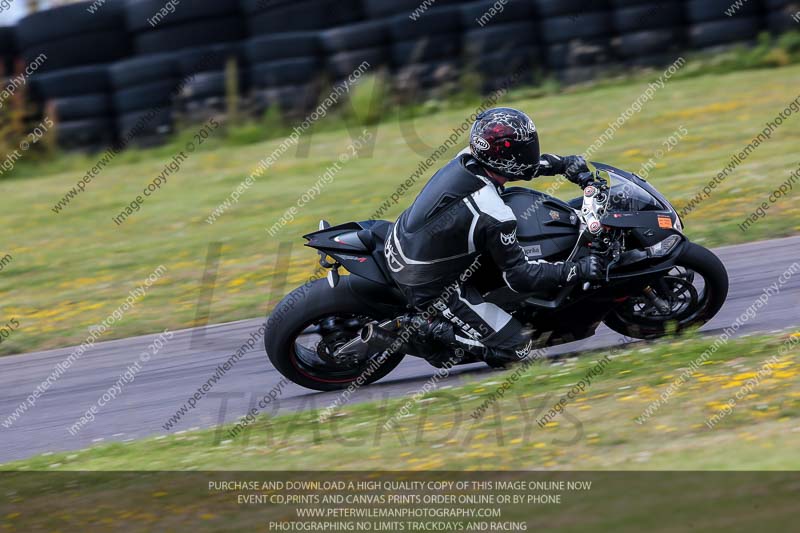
[18,1,130,73]
[124,0,244,54]
[110,53,180,144]
[532,0,617,84]
[175,44,245,117]
[321,20,390,82]
[0,27,16,77]
[766,0,800,33]
[245,0,362,35]
[611,0,686,69]
[3,0,797,151]
[28,64,116,152]
[244,32,322,115]
[460,1,540,90]
[390,4,463,93]
[685,0,763,50]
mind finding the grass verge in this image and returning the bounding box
[4,331,799,471]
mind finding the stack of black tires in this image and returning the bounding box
[243,0,362,35]
[612,0,686,68]
[242,0,362,116]
[7,0,800,154]
[174,44,246,117]
[0,27,16,78]
[109,53,179,146]
[386,2,463,94]
[245,32,322,116]
[321,19,389,86]
[765,0,800,33]
[23,1,130,150]
[121,0,245,137]
[460,0,540,92]
[126,0,244,55]
[18,0,130,73]
[535,0,618,84]
[686,0,763,50]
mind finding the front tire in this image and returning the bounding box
[603,242,729,340]
[265,278,405,391]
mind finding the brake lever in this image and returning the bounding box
[605,253,621,283]
[593,169,608,186]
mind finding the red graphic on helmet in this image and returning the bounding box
[469,107,541,181]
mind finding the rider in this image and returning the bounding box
[384,107,604,365]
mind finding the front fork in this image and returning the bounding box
[642,286,672,314]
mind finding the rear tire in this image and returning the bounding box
[603,242,729,339]
[265,278,405,391]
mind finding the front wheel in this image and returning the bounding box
[265,278,405,391]
[603,242,729,340]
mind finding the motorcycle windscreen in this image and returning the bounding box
[605,174,664,212]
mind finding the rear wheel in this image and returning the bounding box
[265,278,405,391]
[603,242,728,339]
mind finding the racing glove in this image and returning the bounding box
[561,255,605,285]
[537,155,593,187]
[536,154,566,176]
[563,156,592,187]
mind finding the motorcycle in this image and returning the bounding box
[265,162,729,391]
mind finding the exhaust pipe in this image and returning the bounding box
[361,323,418,356]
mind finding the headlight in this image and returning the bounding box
[647,235,682,257]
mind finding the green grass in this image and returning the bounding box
[1,62,800,355]
[3,332,799,530]
[4,331,799,471]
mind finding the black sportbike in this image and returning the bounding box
[265,163,729,391]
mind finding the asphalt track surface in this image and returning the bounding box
[1,236,798,464]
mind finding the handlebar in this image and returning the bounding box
[578,171,608,191]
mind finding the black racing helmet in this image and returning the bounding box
[469,107,541,181]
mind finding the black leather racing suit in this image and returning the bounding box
[385,152,573,362]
